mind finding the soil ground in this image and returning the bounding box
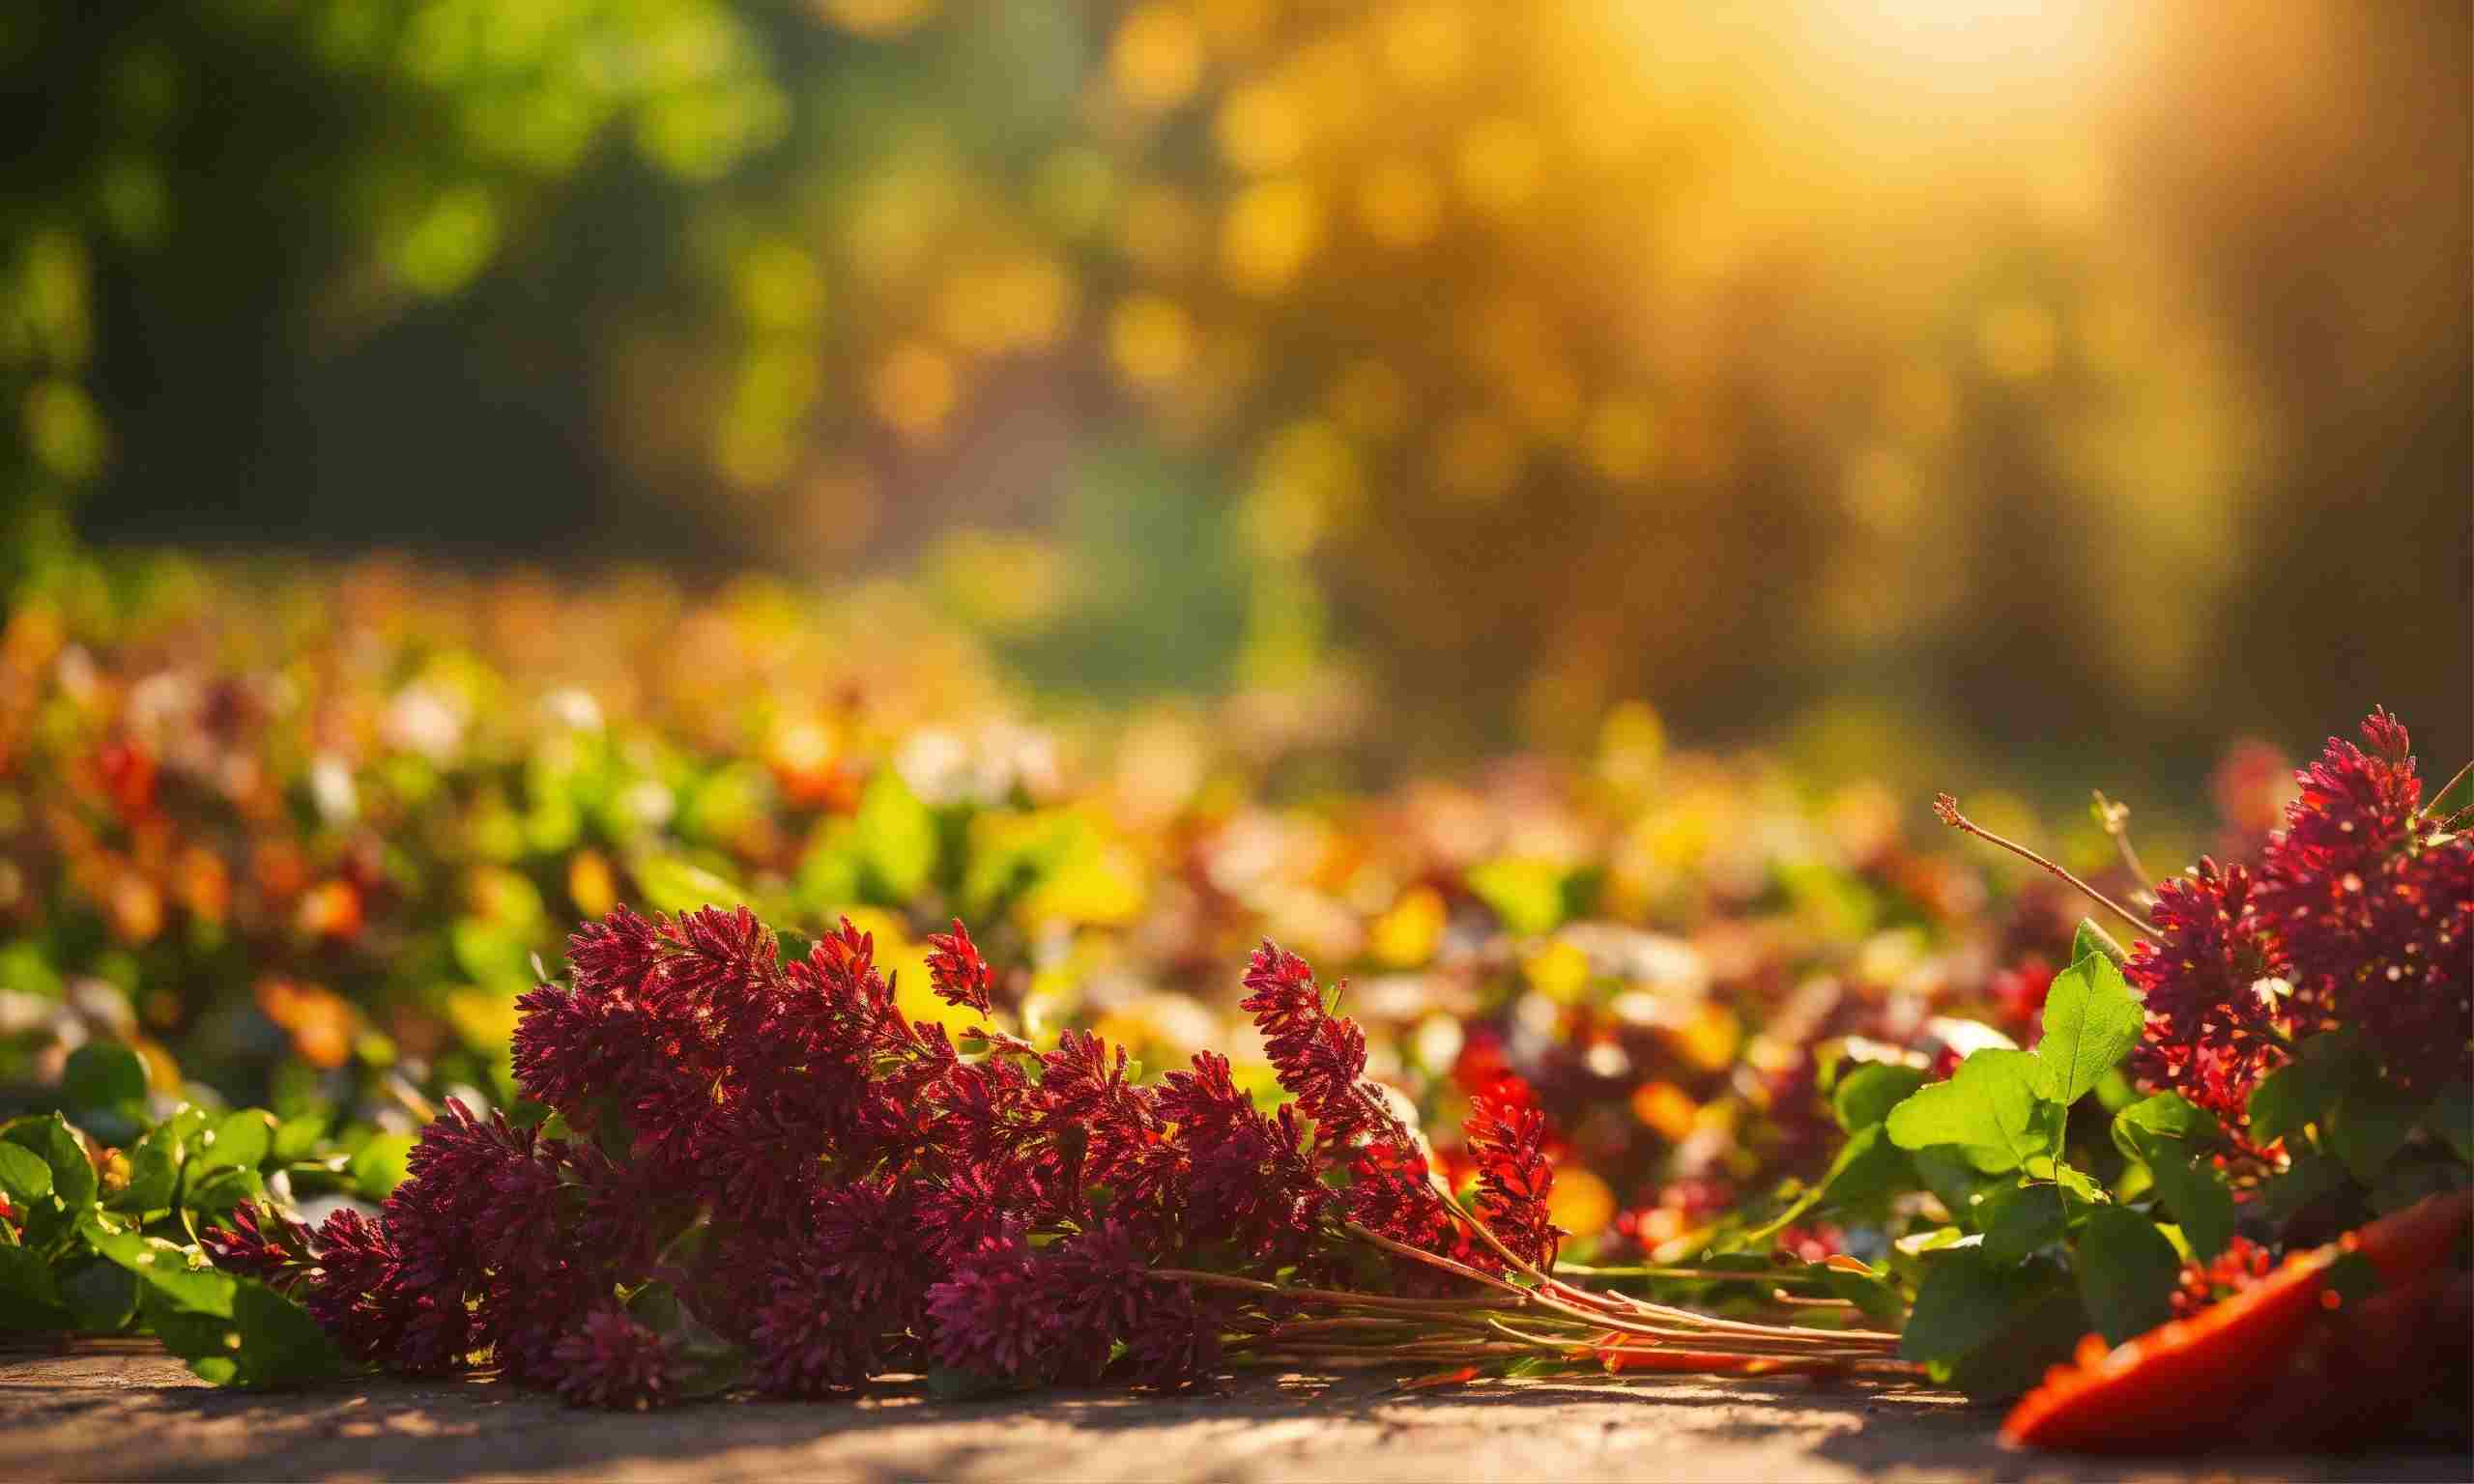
[6,1344,2468,1483]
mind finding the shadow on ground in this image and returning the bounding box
[6,1345,2465,1483]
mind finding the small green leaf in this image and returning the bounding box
[1740,1124,1914,1244]
[2070,918,2129,970]
[2111,1092,2223,1163]
[186,1164,266,1217]
[350,1134,416,1199]
[2031,952,2143,1105]
[1833,1064,1928,1134]
[1979,1183,2066,1264]
[2429,1082,2473,1164]
[1885,1049,2062,1174]
[2074,1208,2181,1345]
[62,1042,149,1115]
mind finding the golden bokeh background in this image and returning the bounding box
[10,0,2468,784]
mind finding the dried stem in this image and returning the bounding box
[1934,793,2148,933]
[2090,791,2156,905]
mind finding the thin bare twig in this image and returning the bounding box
[1934,793,2148,933]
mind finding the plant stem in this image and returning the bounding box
[1934,794,2149,933]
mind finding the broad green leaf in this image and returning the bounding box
[2330,1081,2424,1184]
[630,853,758,918]
[141,1285,243,1384]
[2031,952,2143,1105]
[105,1123,181,1213]
[186,1164,266,1217]
[1833,1063,1927,1133]
[2247,1031,2366,1147]
[2070,918,2129,970]
[1899,1244,2054,1374]
[62,1042,148,1115]
[1948,1281,2087,1402]
[1740,1125,1913,1244]
[4,1114,96,1213]
[229,1279,350,1386]
[272,1114,329,1163]
[351,1133,417,1198]
[2430,1082,2474,1164]
[196,1109,276,1173]
[1823,1265,1909,1327]
[1912,1147,2001,1222]
[1885,1049,2062,1174]
[2075,1208,2181,1345]
[0,1245,70,1331]
[0,1141,53,1205]
[85,1222,236,1317]
[2111,1092,2223,1163]
[1978,1183,2066,1264]
[57,1255,138,1331]
[2136,1145,2235,1261]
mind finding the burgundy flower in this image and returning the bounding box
[1463,1094,1563,1270]
[925,918,995,1017]
[550,1309,676,1410]
[926,1235,1055,1384]
[2127,859,2287,1119]
[1239,940,1387,1151]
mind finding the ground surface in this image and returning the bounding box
[5,1345,2467,1483]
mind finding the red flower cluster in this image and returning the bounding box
[2129,711,2472,1116]
[208,915,1558,1405]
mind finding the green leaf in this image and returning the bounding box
[1885,1049,2062,1174]
[1899,1244,2053,1373]
[104,1123,181,1213]
[62,1042,148,1115]
[1833,1064,1928,1134]
[2430,1082,2473,1164]
[57,1254,138,1331]
[271,1114,329,1163]
[2031,952,2143,1105]
[630,854,758,918]
[140,1284,243,1384]
[351,1133,416,1199]
[2330,1081,2425,1184]
[1947,1281,2088,1402]
[186,1164,266,1217]
[2247,1030,2366,1147]
[1978,1184,2067,1264]
[855,768,939,902]
[0,1245,71,1331]
[0,1141,54,1206]
[1912,1147,2001,1222]
[196,1109,276,1174]
[4,1114,96,1213]
[2070,918,2129,970]
[2074,1208,2181,1345]
[228,1279,350,1387]
[84,1223,236,1318]
[2111,1092,2223,1163]
[2138,1146,2235,1261]
[1823,1265,1909,1327]
[1740,1125,1914,1244]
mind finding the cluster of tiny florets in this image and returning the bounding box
[208,912,1540,1406]
[2127,710,2472,1117]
